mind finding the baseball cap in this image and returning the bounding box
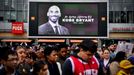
[119,60,134,69]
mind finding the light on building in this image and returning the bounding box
[31,16,35,21]
[101,17,106,21]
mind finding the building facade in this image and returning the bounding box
[109,0,134,38]
[0,0,28,38]
[0,0,134,38]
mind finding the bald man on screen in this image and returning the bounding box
[38,5,70,35]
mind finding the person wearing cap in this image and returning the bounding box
[117,60,134,75]
[62,39,99,75]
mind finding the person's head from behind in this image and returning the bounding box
[34,60,48,75]
[78,39,97,62]
[119,60,134,74]
[44,45,58,63]
[131,48,134,55]
[47,5,61,23]
[114,51,126,62]
[0,47,10,64]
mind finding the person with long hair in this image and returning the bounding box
[110,51,126,75]
[44,45,62,75]
[99,49,112,75]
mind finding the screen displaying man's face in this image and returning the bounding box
[29,2,107,37]
[47,5,61,23]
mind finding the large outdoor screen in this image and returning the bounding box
[29,2,108,38]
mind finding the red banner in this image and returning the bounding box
[12,22,24,34]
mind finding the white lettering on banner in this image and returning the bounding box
[79,72,82,75]
[12,26,22,30]
[69,16,76,18]
[62,15,95,23]
[82,69,97,75]
[12,22,24,34]
[62,19,75,22]
[76,19,94,22]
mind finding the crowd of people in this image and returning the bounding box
[0,39,134,75]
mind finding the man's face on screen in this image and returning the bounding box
[47,6,61,23]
